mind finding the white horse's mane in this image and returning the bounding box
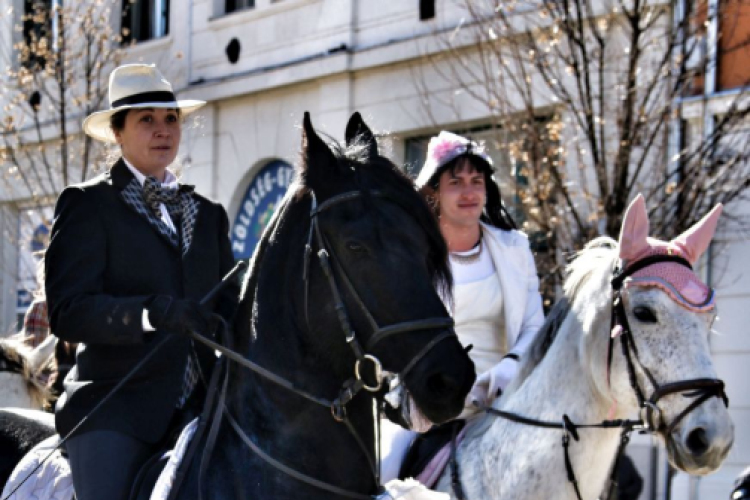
[512,236,619,390]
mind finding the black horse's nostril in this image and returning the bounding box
[686,427,710,456]
[426,372,461,399]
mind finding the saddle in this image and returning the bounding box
[398,420,467,489]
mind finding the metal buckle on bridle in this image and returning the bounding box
[331,403,347,422]
[355,354,384,392]
[640,400,663,432]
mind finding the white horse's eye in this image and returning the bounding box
[633,306,658,323]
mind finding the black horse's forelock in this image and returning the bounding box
[293,138,453,302]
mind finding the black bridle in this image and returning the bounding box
[451,253,729,500]
[216,189,458,499]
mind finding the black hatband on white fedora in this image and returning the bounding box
[83,64,205,143]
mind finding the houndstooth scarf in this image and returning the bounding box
[120,177,200,256]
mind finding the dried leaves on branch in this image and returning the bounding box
[1,0,124,206]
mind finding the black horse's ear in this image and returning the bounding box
[301,112,337,184]
[345,112,378,159]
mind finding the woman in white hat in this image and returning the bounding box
[45,64,239,500]
[380,131,545,484]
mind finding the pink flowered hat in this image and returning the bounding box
[618,195,722,312]
[415,131,493,188]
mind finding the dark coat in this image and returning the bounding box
[45,159,239,444]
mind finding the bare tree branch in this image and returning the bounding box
[414,0,750,301]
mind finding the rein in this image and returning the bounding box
[448,253,728,500]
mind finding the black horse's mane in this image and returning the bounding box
[239,136,452,315]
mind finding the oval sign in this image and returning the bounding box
[231,160,295,260]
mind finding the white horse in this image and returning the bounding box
[435,195,734,500]
[0,335,55,410]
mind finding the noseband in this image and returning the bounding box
[609,254,729,434]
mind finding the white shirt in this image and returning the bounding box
[450,243,505,374]
[450,241,495,285]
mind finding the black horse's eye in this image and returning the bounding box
[346,242,366,253]
[633,306,657,323]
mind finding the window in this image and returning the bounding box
[717,0,750,91]
[21,0,54,70]
[225,0,254,15]
[420,0,435,21]
[121,0,169,44]
[681,0,710,97]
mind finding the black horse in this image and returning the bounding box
[0,113,474,499]
[172,113,474,499]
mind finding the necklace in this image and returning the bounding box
[450,238,482,265]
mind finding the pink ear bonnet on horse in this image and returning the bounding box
[617,194,722,312]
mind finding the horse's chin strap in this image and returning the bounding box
[608,254,729,434]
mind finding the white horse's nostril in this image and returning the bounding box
[685,427,710,456]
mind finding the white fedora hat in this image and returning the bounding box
[82,64,205,143]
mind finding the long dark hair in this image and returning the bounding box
[423,153,517,231]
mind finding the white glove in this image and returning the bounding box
[465,357,519,407]
[381,478,450,500]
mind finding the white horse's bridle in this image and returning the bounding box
[608,253,728,434]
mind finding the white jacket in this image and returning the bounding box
[479,221,545,358]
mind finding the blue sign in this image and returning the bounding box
[231,160,295,260]
[30,223,50,253]
[17,289,32,309]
